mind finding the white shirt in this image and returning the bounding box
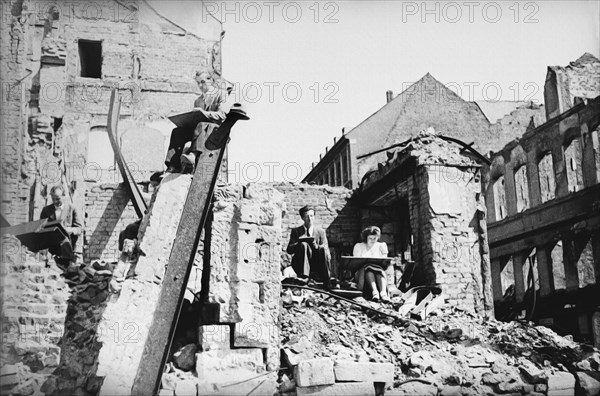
[353,242,388,258]
[54,204,63,221]
[305,225,314,237]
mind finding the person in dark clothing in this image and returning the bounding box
[286,205,333,288]
[40,185,82,271]
[118,219,141,252]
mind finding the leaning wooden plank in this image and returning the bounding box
[106,90,148,218]
[131,106,248,395]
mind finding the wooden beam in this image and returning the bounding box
[106,90,148,218]
[131,106,248,396]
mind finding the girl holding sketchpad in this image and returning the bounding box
[353,226,391,302]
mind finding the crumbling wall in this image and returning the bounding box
[94,173,191,395]
[1,0,223,231]
[83,183,152,263]
[1,0,37,225]
[424,165,487,313]
[273,183,361,277]
[0,236,69,394]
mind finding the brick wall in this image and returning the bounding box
[1,0,32,225]
[424,165,486,313]
[273,183,362,277]
[1,0,223,233]
[0,235,70,389]
[83,182,152,263]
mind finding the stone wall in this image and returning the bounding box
[273,183,361,277]
[0,0,223,229]
[94,173,191,395]
[0,235,70,395]
[424,165,487,314]
[83,182,155,263]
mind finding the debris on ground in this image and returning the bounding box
[279,287,600,395]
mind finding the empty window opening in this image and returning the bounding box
[538,153,555,203]
[78,39,102,78]
[522,248,540,292]
[493,176,507,221]
[335,157,342,187]
[500,256,515,298]
[574,237,596,288]
[328,165,335,186]
[341,151,349,187]
[514,165,529,212]
[592,126,600,183]
[564,138,583,192]
[550,241,566,290]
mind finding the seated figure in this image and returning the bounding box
[353,226,390,302]
[40,185,82,273]
[286,205,333,288]
[164,70,227,173]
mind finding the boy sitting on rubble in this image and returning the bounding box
[109,219,141,293]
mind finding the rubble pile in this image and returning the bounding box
[280,289,600,396]
[0,250,69,396]
[40,261,115,396]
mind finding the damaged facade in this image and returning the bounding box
[302,73,545,189]
[354,130,494,315]
[485,54,600,343]
[0,0,599,394]
[1,0,225,240]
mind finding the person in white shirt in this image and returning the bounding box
[164,70,228,173]
[353,226,390,302]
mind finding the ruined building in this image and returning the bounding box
[485,53,600,343]
[1,0,225,233]
[1,0,599,393]
[302,73,545,189]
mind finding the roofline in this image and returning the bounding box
[141,0,223,41]
[302,134,349,183]
[345,72,433,141]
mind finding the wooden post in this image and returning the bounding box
[106,90,148,218]
[130,107,248,396]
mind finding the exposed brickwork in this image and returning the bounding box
[95,173,192,395]
[0,236,69,387]
[273,183,361,277]
[1,0,223,234]
[356,131,493,314]
[83,183,150,263]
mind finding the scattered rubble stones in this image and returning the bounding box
[280,288,600,395]
[294,358,335,387]
[296,381,376,396]
[333,361,394,383]
[173,344,197,371]
[575,371,600,396]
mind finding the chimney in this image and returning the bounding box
[386,90,394,103]
[342,127,345,135]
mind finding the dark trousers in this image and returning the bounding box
[165,126,197,169]
[291,242,331,282]
[165,123,219,169]
[49,235,77,266]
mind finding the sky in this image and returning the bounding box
[157,1,600,183]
